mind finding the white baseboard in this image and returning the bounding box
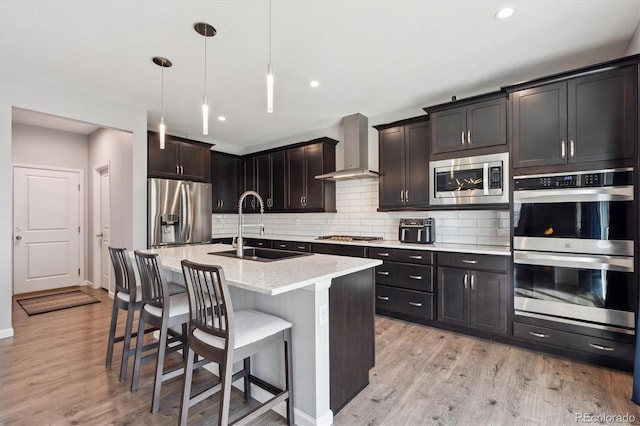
[0,328,15,339]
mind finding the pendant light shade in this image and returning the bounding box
[195,23,217,135]
[153,56,172,149]
[266,0,274,113]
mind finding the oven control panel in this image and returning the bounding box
[514,169,633,190]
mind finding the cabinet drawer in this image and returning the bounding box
[375,285,433,320]
[437,252,507,272]
[312,243,366,257]
[375,263,433,292]
[272,240,311,252]
[513,323,634,361]
[245,238,272,248]
[368,247,433,265]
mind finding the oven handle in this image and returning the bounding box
[513,186,634,203]
[514,251,634,272]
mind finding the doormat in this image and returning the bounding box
[16,289,100,316]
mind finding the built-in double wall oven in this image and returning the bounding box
[513,168,636,335]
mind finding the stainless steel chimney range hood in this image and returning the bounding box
[315,113,379,181]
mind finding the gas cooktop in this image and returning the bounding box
[317,235,384,242]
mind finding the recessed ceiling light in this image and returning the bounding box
[495,6,514,19]
[218,116,226,122]
[309,80,320,88]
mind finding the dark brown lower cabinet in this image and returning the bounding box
[329,268,375,413]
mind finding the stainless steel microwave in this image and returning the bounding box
[429,152,509,205]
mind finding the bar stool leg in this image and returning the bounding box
[119,306,136,382]
[105,301,119,368]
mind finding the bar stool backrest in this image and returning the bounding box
[181,260,234,353]
[134,251,170,313]
[109,247,137,301]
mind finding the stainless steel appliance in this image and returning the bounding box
[148,178,212,248]
[512,168,636,333]
[317,235,383,242]
[429,152,509,205]
[399,218,435,244]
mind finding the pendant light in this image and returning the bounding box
[153,56,172,149]
[194,23,217,135]
[266,0,274,113]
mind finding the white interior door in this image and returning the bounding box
[13,166,81,294]
[99,169,111,291]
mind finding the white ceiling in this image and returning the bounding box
[1,1,639,153]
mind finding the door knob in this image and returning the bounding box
[15,235,22,240]
[96,233,104,237]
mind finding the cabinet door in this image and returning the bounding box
[404,121,430,207]
[468,271,507,335]
[242,157,258,211]
[256,153,272,208]
[148,134,180,178]
[270,150,286,211]
[378,126,405,208]
[568,67,636,163]
[211,152,239,213]
[437,267,468,327]
[512,82,568,168]
[467,97,507,149]
[286,146,306,209]
[179,142,211,182]
[431,106,467,154]
[304,144,325,210]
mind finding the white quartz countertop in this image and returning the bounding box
[142,244,382,296]
[212,233,512,256]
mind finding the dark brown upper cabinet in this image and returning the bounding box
[511,66,637,170]
[285,139,337,212]
[211,151,240,213]
[428,96,507,155]
[148,131,212,182]
[376,118,430,210]
[242,150,286,212]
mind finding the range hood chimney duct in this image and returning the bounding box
[315,113,379,181]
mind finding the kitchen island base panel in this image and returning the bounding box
[228,282,333,425]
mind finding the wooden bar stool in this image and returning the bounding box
[105,247,159,382]
[179,260,294,426]
[131,250,191,413]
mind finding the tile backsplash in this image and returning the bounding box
[212,179,510,246]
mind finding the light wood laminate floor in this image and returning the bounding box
[1,286,639,425]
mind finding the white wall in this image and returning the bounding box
[12,123,91,279]
[0,76,147,339]
[88,128,134,281]
[625,20,640,55]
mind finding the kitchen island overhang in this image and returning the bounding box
[142,243,382,426]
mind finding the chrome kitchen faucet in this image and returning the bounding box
[234,190,265,258]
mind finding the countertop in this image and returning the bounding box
[142,243,382,296]
[212,233,512,256]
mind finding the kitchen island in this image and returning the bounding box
[142,243,382,426]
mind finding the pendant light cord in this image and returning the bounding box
[268,0,272,64]
[160,59,165,119]
[204,28,207,94]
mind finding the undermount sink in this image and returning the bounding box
[208,247,312,262]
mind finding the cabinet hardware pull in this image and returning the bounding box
[377,296,390,301]
[588,343,614,352]
[297,246,306,250]
[181,165,184,174]
[561,140,566,159]
[408,302,422,307]
[279,244,287,248]
[462,259,478,264]
[257,242,264,246]
[220,200,224,208]
[377,252,390,257]
[470,274,475,290]
[400,190,404,203]
[463,274,468,289]
[461,131,465,145]
[377,271,390,276]
[467,130,471,144]
[405,190,409,203]
[409,275,422,280]
[409,255,422,260]
[176,165,180,174]
[528,331,549,338]
[569,140,575,158]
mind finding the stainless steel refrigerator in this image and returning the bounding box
[148,178,212,248]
